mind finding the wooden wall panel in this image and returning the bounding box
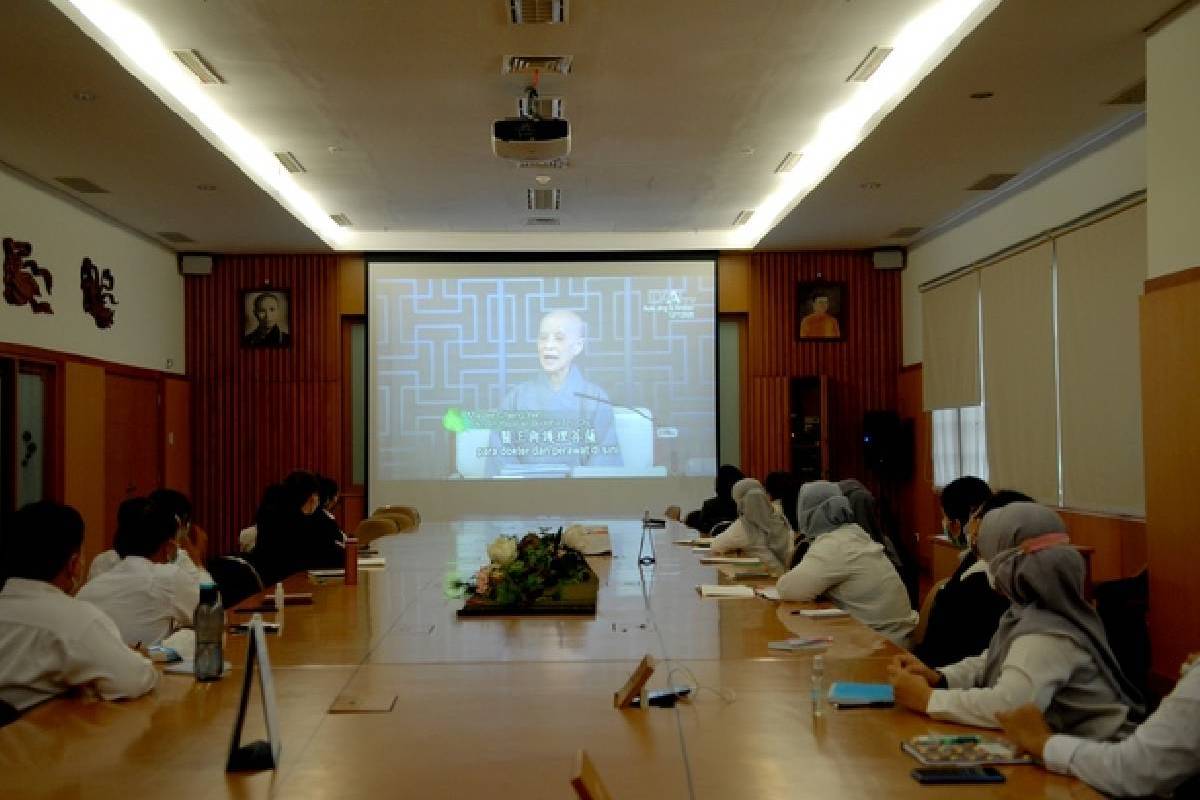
[745,252,901,487]
[896,365,939,568]
[163,377,192,495]
[62,362,106,568]
[742,377,790,478]
[186,254,342,555]
[1140,272,1200,682]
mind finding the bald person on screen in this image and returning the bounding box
[485,309,622,476]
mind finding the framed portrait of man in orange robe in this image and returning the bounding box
[796,281,845,341]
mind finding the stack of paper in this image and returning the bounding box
[695,584,756,598]
[756,586,782,601]
[699,556,762,566]
[797,607,849,618]
[767,636,832,652]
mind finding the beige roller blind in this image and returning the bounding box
[922,272,980,411]
[981,242,1058,503]
[1055,204,1146,515]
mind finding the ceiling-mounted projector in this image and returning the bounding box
[492,117,571,161]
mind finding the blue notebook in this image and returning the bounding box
[827,682,895,708]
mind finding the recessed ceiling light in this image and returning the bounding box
[73,89,96,102]
[860,181,882,190]
[534,175,552,185]
[970,91,994,99]
[731,0,999,247]
[56,0,345,246]
[196,184,217,191]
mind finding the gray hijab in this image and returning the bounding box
[977,503,1144,721]
[797,481,854,539]
[738,488,792,572]
[838,478,905,574]
[731,478,762,509]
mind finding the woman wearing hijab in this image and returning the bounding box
[837,478,911,597]
[708,478,792,572]
[889,502,1144,737]
[685,464,744,534]
[777,481,917,646]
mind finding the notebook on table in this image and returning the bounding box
[902,735,1034,767]
[827,682,894,708]
[695,584,756,598]
[699,556,762,566]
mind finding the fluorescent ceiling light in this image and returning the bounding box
[53,0,346,247]
[730,0,999,247]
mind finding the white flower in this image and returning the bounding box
[562,524,589,552]
[487,536,518,565]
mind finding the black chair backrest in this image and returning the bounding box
[1095,568,1151,703]
[0,699,18,728]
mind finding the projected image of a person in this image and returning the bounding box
[485,309,622,476]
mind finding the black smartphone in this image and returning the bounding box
[911,766,1005,785]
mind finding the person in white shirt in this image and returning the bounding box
[997,652,1200,798]
[708,478,792,572]
[0,501,157,711]
[889,503,1143,738]
[148,488,212,584]
[86,496,150,583]
[78,503,202,648]
[777,481,917,646]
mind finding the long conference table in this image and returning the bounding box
[0,519,1101,799]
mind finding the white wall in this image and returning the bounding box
[0,166,184,373]
[902,124,1146,365]
[1147,4,1200,279]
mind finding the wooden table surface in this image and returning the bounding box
[0,519,1100,799]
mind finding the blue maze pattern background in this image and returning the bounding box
[373,274,716,479]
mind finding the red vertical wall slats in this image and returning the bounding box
[743,251,901,485]
[185,254,341,555]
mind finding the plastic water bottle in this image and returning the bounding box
[811,654,826,718]
[194,582,224,681]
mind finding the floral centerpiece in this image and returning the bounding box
[454,526,599,616]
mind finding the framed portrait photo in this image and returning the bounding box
[241,288,292,348]
[796,281,846,341]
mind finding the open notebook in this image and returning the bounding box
[695,584,756,598]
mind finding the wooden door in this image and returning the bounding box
[104,374,162,546]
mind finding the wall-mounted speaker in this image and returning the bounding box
[178,254,213,276]
[871,248,906,271]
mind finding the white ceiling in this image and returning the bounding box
[0,0,1175,253]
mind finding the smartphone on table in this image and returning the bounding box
[911,766,1005,785]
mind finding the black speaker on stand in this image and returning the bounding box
[862,410,918,605]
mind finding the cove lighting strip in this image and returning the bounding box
[53,0,347,247]
[728,0,1000,248]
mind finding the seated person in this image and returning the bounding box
[684,464,744,533]
[889,503,1144,736]
[763,471,799,532]
[709,478,792,572]
[484,310,621,476]
[0,501,157,711]
[997,651,1200,799]
[148,487,211,582]
[78,503,202,647]
[249,471,343,586]
[778,481,917,646]
[86,496,150,582]
[914,488,1033,668]
[310,474,348,553]
[837,477,910,600]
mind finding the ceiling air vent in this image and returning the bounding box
[775,152,803,174]
[1105,80,1146,106]
[527,188,561,211]
[158,231,195,243]
[55,176,109,193]
[508,0,567,25]
[889,226,923,238]
[172,49,224,84]
[733,210,754,226]
[518,96,564,118]
[526,217,561,226]
[967,172,1018,191]
[274,151,306,173]
[330,213,352,226]
[517,157,569,169]
[847,47,893,82]
[502,55,573,75]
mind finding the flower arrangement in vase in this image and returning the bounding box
[454,526,598,616]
